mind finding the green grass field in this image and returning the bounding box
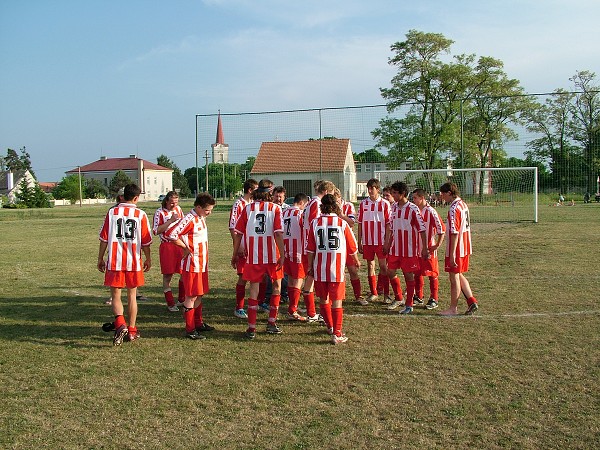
[0,202,598,449]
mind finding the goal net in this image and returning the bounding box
[374,167,538,223]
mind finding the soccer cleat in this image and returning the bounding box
[266,324,283,334]
[126,330,141,342]
[176,300,185,307]
[102,322,115,332]
[196,323,215,332]
[366,294,379,303]
[234,309,248,319]
[425,299,438,310]
[356,296,369,306]
[465,303,479,316]
[104,298,112,306]
[136,294,149,301]
[186,330,206,340]
[258,302,270,313]
[331,334,349,345]
[399,306,413,315]
[113,325,128,346]
[306,314,325,324]
[287,311,307,322]
[167,305,180,312]
[326,327,334,335]
[245,329,256,340]
[386,300,403,310]
[384,295,394,305]
[413,295,424,306]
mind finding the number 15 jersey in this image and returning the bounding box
[99,203,153,272]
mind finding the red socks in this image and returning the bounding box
[235,284,245,310]
[177,279,185,302]
[268,295,281,324]
[258,282,267,303]
[247,298,258,330]
[194,302,203,328]
[377,274,388,296]
[331,307,343,337]
[319,302,332,329]
[415,276,424,299]
[368,275,378,296]
[350,278,362,299]
[114,315,126,328]
[287,287,301,315]
[406,280,416,307]
[390,276,403,300]
[304,291,316,318]
[430,277,439,300]
[184,307,195,333]
[467,296,478,306]
[164,290,175,307]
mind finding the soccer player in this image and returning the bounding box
[333,188,364,304]
[439,182,479,316]
[379,186,393,302]
[153,191,185,312]
[281,192,309,321]
[383,181,429,315]
[273,185,290,210]
[232,179,286,339]
[266,185,290,304]
[301,180,336,322]
[98,183,152,345]
[411,188,445,310]
[306,194,360,344]
[167,193,216,339]
[229,179,258,319]
[357,178,391,304]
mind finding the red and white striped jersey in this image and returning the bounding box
[99,203,152,272]
[153,205,184,243]
[234,201,283,264]
[166,209,208,273]
[342,200,356,225]
[387,201,426,257]
[229,196,251,230]
[358,196,390,246]
[306,214,358,283]
[446,197,472,258]
[282,206,304,264]
[302,196,322,254]
[419,203,445,256]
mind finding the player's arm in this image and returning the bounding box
[357,222,363,253]
[275,231,285,270]
[382,222,392,255]
[97,240,108,272]
[155,214,179,235]
[142,245,151,272]
[419,230,430,259]
[231,232,243,268]
[448,232,458,267]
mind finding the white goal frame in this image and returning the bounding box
[375,167,538,223]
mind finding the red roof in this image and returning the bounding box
[67,157,172,174]
[251,139,352,174]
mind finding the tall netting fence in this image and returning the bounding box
[193,91,599,209]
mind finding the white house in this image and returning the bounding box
[67,155,173,201]
[0,169,37,204]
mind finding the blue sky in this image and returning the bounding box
[1,0,599,181]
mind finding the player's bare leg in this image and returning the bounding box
[440,272,460,316]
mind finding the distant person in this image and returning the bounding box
[98,184,152,345]
[438,182,478,316]
[583,192,590,203]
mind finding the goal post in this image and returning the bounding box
[374,167,539,223]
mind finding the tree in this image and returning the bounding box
[52,174,82,202]
[157,154,192,197]
[16,178,50,208]
[353,148,387,163]
[1,147,35,178]
[85,178,109,198]
[109,171,134,198]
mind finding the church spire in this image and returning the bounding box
[215,110,225,145]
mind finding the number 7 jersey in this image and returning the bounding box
[99,203,153,272]
[306,213,358,282]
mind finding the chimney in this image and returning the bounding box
[100,156,107,160]
[130,154,136,158]
[7,172,14,190]
[138,158,144,195]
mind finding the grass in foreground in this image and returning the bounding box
[0,203,598,449]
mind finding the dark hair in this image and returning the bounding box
[161,190,179,208]
[243,178,258,194]
[412,188,426,198]
[382,186,390,194]
[273,185,286,195]
[123,184,141,201]
[320,193,341,215]
[294,193,309,204]
[390,181,408,197]
[194,192,216,208]
[253,179,274,202]
[440,182,460,196]
[366,178,381,190]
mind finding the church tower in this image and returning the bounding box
[211,111,229,164]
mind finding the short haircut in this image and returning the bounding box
[194,192,216,208]
[273,185,286,194]
[123,184,141,201]
[412,188,427,198]
[313,179,323,190]
[320,193,341,215]
[294,193,309,204]
[161,190,179,208]
[440,182,460,196]
[390,181,408,196]
[317,180,335,194]
[366,178,381,190]
[253,179,274,202]
[382,186,390,194]
[243,178,258,194]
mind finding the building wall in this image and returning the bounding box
[82,169,172,200]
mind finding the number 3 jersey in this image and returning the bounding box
[99,203,153,272]
[306,214,358,283]
[234,201,283,265]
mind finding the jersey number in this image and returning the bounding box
[317,227,340,250]
[116,218,137,240]
[283,218,292,236]
[255,213,266,234]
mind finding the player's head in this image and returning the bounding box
[243,178,258,194]
[313,179,323,192]
[316,180,335,196]
[273,186,286,205]
[411,188,427,206]
[366,178,381,199]
[320,193,341,216]
[162,190,179,209]
[440,182,460,197]
[194,192,216,217]
[123,184,141,202]
[294,193,309,209]
[253,179,274,202]
[116,187,125,203]
[382,186,392,203]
